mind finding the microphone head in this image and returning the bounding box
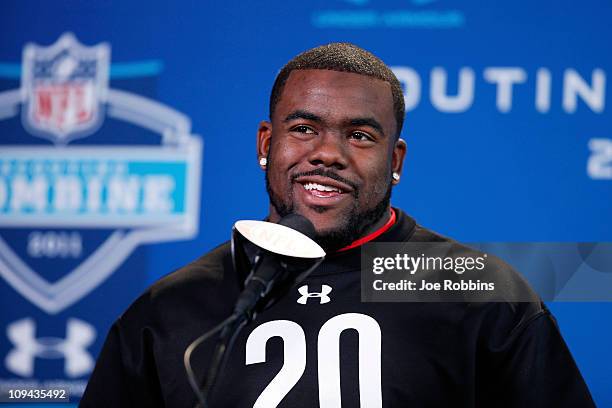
[278,213,316,240]
[233,216,325,259]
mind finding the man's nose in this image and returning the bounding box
[307,132,348,170]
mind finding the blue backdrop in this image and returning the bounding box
[0,0,610,406]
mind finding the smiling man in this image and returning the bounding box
[260,62,405,251]
[82,43,594,407]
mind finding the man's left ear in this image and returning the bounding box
[391,138,407,185]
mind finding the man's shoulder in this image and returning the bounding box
[150,241,233,295]
[409,224,453,243]
[117,241,236,326]
[410,222,545,318]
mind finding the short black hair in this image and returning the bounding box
[269,42,405,139]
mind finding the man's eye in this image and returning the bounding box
[349,132,374,142]
[291,125,316,134]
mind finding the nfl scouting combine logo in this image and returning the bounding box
[0,33,201,314]
[0,33,201,395]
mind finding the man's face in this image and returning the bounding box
[258,69,406,250]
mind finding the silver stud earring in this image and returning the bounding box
[392,172,400,181]
[259,157,267,166]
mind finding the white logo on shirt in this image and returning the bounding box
[297,284,332,304]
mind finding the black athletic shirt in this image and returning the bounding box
[80,208,595,407]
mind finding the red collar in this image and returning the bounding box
[336,208,396,253]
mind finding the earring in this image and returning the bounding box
[392,172,400,181]
[259,157,267,166]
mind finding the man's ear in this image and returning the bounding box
[257,120,272,169]
[391,138,407,185]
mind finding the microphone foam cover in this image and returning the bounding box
[278,214,316,240]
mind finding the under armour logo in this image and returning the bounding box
[297,284,332,304]
[5,317,96,378]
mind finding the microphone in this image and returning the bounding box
[185,214,325,408]
[232,214,324,318]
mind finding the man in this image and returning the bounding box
[81,43,594,407]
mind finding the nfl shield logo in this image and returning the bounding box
[21,33,110,144]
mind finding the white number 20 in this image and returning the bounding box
[245,313,382,408]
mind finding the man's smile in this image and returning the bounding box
[302,182,342,197]
[292,174,356,207]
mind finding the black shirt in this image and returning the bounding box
[81,208,595,407]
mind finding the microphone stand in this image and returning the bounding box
[183,312,243,408]
[183,253,323,408]
[184,217,325,408]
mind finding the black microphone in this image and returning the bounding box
[184,214,324,408]
[233,214,317,318]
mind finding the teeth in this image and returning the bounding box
[303,182,340,192]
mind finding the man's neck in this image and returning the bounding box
[266,205,395,252]
[335,207,396,253]
[359,206,392,236]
